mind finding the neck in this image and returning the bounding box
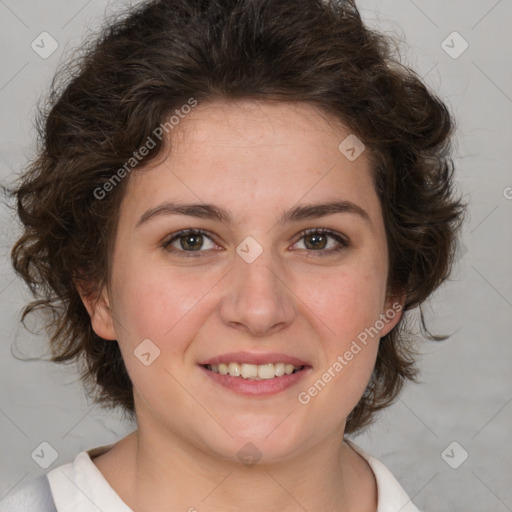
[97,420,377,512]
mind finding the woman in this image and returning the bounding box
[4,0,465,510]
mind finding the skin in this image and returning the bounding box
[80,99,404,512]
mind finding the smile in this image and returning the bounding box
[199,362,311,396]
[203,362,304,380]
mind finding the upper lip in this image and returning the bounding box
[199,351,310,367]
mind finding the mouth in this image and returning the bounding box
[198,358,312,396]
[201,362,307,380]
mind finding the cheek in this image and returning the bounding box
[294,260,387,404]
[110,265,213,402]
[298,262,388,342]
[111,259,214,351]
[295,274,383,418]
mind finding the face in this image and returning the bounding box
[84,99,402,463]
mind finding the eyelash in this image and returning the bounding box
[161,228,350,258]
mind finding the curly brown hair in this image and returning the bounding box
[10,0,466,434]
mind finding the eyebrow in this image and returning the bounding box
[135,199,372,228]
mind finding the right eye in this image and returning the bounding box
[162,229,219,257]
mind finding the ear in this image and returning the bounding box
[379,291,406,338]
[75,280,117,340]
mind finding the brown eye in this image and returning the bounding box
[178,233,204,251]
[162,229,217,255]
[293,229,350,255]
[304,232,328,250]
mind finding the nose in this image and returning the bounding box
[218,247,296,337]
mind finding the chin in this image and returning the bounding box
[197,419,311,466]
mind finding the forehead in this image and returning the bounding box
[169,99,354,161]
[120,99,381,226]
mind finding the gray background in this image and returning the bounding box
[1,0,511,510]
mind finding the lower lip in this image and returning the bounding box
[199,365,311,396]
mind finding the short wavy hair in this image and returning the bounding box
[10,0,466,434]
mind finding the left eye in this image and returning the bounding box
[162,228,349,256]
[292,229,349,254]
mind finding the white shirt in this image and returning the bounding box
[1,441,421,512]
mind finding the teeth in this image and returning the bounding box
[228,362,241,377]
[274,362,285,377]
[258,363,275,380]
[241,363,258,379]
[206,362,303,379]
